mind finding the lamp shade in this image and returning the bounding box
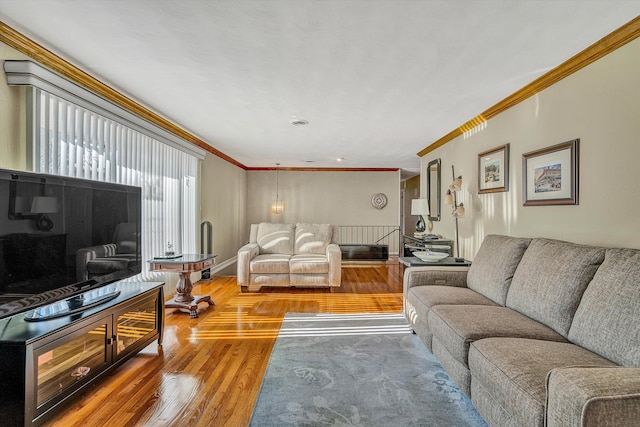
[444,190,454,206]
[31,196,58,214]
[453,203,465,218]
[411,198,429,216]
[271,199,284,214]
[450,176,463,191]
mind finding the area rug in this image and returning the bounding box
[249,313,488,426]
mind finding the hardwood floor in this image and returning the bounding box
[44,262,405,427]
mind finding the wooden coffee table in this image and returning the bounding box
[148,254,216,318]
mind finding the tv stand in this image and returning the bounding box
[0,281,164,427]
[23,285,121,322]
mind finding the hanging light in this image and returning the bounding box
[453,203,465,218]
[444,189,454,206]
[271,163,284,214]
[450,175,463,191]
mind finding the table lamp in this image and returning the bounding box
[411,198,430,233]
[31,196,58,231]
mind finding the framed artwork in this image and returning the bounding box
[478,144,509,194]
[522,139,579,206]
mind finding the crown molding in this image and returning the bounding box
[248,167,399,172]
[418,16,640,157]
[5,16,636,167]
[0,21,247,169]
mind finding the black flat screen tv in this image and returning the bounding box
[0,168,142,319]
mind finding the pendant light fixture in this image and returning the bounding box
[271,163,284,214]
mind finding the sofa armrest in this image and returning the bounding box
[76,243,117,281]
[546,366,640,427]
[237,243,259,285]
[326,243,342,287]
[402,266,469,295]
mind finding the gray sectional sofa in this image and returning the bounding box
[404,234,640,427]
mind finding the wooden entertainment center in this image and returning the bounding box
[0,281,165,427]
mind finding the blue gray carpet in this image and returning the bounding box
[249,313,488,426]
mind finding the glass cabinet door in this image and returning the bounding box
[115,295,158,359]
[33,317,111,410]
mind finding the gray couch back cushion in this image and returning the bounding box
[568,248,640,366]
[467,235,532,305]
[256,222,295,255]
[506,238,605,337]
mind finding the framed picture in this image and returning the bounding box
[478,144,509,194]
[522,139,579,206]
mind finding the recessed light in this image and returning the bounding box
[336,157,344,162]
[290,119,309,126]
[305,160,315,163]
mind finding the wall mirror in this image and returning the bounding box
[427,158,441,221]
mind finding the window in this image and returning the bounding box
[31,87,199,275]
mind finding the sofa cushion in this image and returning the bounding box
[429,305,566,367]
[569,248,640,366]
[290,254,329,274]
[294,223,332,255]
[506,238,605,337]
[469,338,615,427]
[408,286,497,330]
[250,273,289,286]
[290,273,331,286]
[467,235,532,305]
[256,223,295,255]
[432,336,474,396]
[250,254,291,274]
[471,380,519,427]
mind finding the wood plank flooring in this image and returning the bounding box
[43,262,405,427]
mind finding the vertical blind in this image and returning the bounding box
[32,88,198,275]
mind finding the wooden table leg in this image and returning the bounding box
[165,271,215,318]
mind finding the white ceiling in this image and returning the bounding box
[1,1,639,171]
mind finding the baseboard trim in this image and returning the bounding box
[210,256,236,274]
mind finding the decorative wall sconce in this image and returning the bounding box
[8,175,57,231]
[31,196,58,231]
[444,166,464,257]
[271,163,284,214]
[411,198,430,233]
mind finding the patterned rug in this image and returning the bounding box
[249,313,488,426]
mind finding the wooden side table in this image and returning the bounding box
[148,254,216,318]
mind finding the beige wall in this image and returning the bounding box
[199,153,247,262]
[421,37,640,258]
[246,169,400,231]
[0,42,30,170]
